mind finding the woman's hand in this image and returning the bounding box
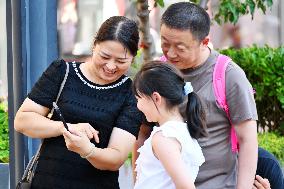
[252,175,271,189]
[64,127,136,171]
[63,126,99,157]
[68,123,99,141]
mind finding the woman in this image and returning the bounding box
[14,16,142,189]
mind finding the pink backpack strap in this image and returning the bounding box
[159,55,168,62]
[213,54,239,153]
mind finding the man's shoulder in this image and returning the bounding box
[225,59,247,80]
[213,52,245,75]
[208,50,246,79]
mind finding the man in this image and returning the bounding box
[133,2,258,189]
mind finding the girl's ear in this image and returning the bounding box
[152,92,162,105]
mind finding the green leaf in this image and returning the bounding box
[212,0,273,25]
[256,0,267,13]
[265,0,273,7]
[155,0,164,7]
[246,0,256,18]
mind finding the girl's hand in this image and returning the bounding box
[68,123,99,142]
[62,127,99,156]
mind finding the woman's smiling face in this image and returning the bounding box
[92,40,133,84]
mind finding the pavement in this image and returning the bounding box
[0,163,283,189]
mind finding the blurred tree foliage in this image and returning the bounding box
[220,46,284,135]
[155,0,273,25]
[0,101,9,163]
[258,132,284,165]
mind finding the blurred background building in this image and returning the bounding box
[1,0,284,97]
[1,0,283,97]
[56,0,283,61]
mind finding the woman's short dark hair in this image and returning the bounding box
[161,2,210,42]
[93,16,139,56]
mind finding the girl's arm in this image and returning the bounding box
[152,132,196,189]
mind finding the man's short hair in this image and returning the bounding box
[161,2,210,42]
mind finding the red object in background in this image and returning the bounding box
[115,0,125,16]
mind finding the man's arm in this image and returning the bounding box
[234,120,258,189]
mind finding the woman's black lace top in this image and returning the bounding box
[28,59,142,189]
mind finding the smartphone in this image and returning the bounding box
[52,102,69,131]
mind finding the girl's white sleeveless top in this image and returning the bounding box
[134,121,205,189]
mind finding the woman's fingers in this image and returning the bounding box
[93,130,100,143]
[89,126,100,143]
[256,175,270,188]
[254,179,264,189]
[63,129,86,151]
[63,128,72,140]
[67,124,80,136]
[254,175,271,189]
[85,126,93,139]
[63,129,75,150]
[66,123,100,142]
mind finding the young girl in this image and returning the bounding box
[133,61,207,189]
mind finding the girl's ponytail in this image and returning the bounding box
[186,92,207,139]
